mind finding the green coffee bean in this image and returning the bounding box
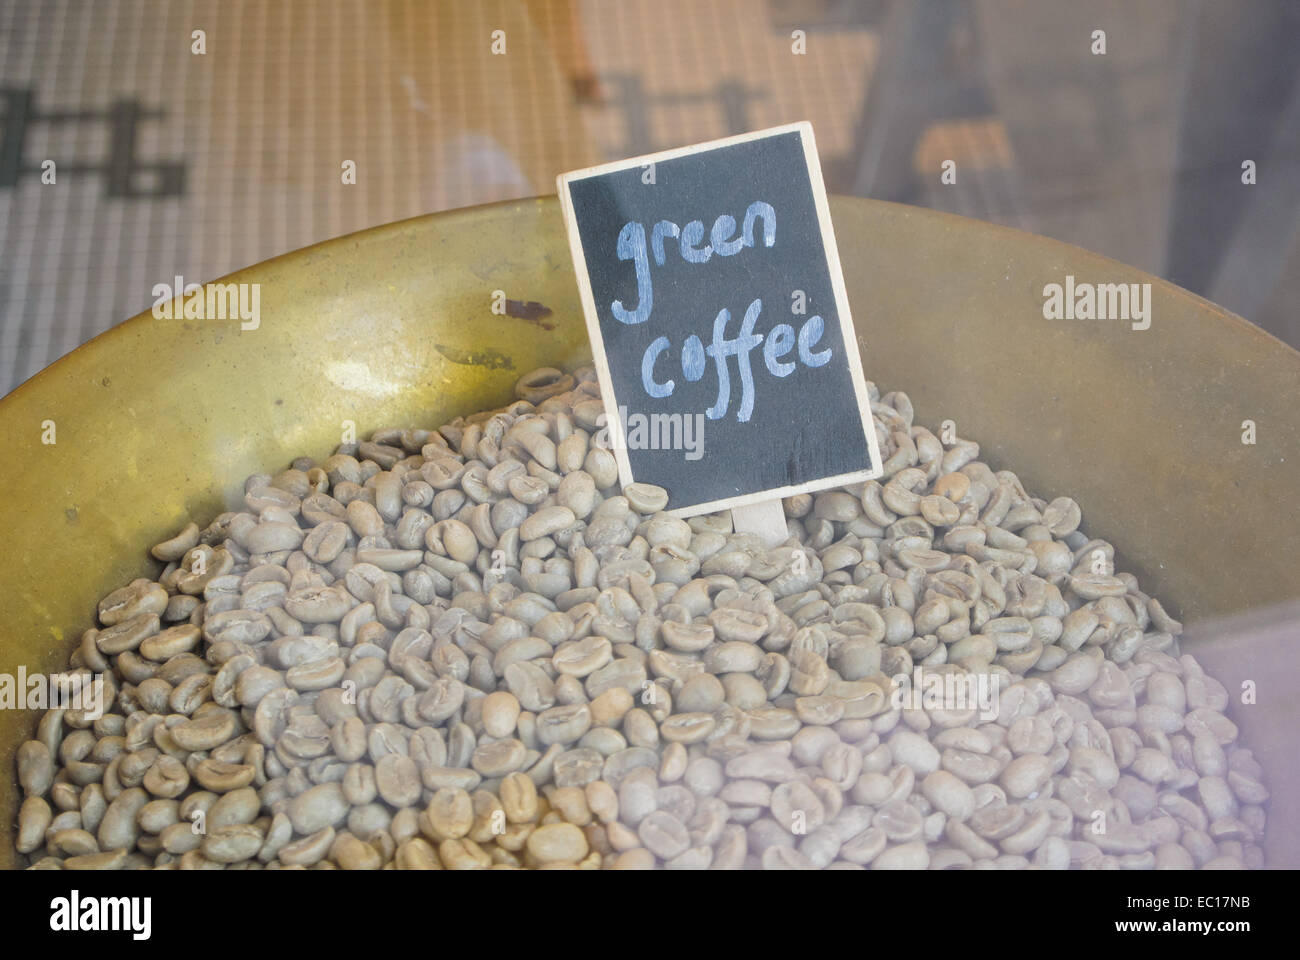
[16,368,1267,872]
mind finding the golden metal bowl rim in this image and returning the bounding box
[10,194,1297,405]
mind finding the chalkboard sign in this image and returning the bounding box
[557,122,882,517]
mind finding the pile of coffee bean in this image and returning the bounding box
[14,365,1268,869]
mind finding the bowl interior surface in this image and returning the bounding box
[2,196,1296,867]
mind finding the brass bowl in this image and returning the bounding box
[3,196,1297,867]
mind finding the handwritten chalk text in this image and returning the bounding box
[612,201,775,325]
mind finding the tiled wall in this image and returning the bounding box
[2,0,1296,395]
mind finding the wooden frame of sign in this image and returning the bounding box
[557,121,883,544]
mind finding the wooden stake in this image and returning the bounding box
[731,498,787,547]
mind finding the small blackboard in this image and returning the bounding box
[557,122,882,517]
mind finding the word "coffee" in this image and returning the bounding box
[612,201,834,422]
